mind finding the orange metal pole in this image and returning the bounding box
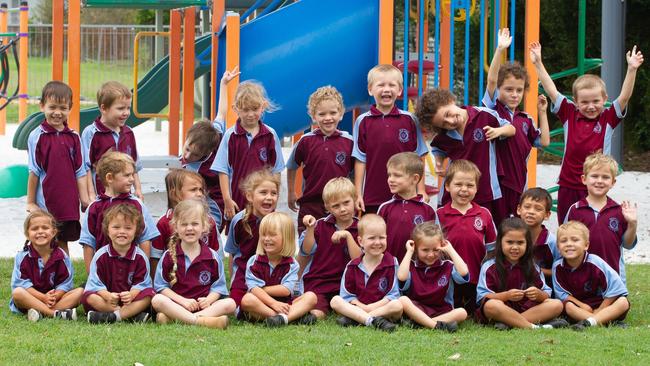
[51,0,64,81]
[67,0,80,131]
[378,0,394,64]
[524,0,540,187]
[0,4,7,135]
[292,132,304,198]
[182,7,196,144]
[168,10,182,155]
[18,1,28,123]
[211,0,224,120]
[225,12,240,128]
[440,9,451,89]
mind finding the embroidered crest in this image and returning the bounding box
[378,277,388,292]
[593,122,602,134]
[608,217,620,232]
[335,151,346,166]
[49,272,56,286]
[398,128,410,143]
[259,147,268,162]
[413,215,425,225]
[127,272,134,285]
[437,275,448,287]
[199,270,212,285]
[473,217,483,230]
[583,280,592,293]
[200,233,210,246]
[472,128,485,142]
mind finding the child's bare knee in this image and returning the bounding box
[151,294,166,309]
[11,287,27,299]
[329,295,343,310]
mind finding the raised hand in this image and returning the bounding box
[303,215,317,229]
[405,239,415,254]
[497,28,512,50]
[621,201,638,224]
[626,45,644,70]
[221,66,241,85]
[529,42,542,65]
[537,95,548,112]
[331,230,351,244]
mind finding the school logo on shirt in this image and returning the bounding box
[413,215,425,225]
[49,272,56,286]
[127,272,134,285]
[522,122,529,136]
[437,275,448,287]
[583,280,592,293]
[200,233,209,246]
[608,217,620,232]
[335,151,347,166]
[473,217,483,230]
[472,128,485,142]
[199,270,212,285]
[593,122,602,134]
[398,129,410,143]
[259,147,268,162]
[378,276,388,292]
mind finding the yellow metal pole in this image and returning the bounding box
[133,32,170,119]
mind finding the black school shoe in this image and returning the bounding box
[53,308,77,321]
[296,313,318,325]
[609,320,628,329]
[371,316,397,332]
[571,319,592,331]
[434,320,458,333]
[130,312,150,323]
[336,316,360,327]
[265,314,287,327]
[544,318,569,329]
[87,311,117,324]
[494,322,511,331]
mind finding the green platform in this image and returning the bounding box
[0,164,28,198]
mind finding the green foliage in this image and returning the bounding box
[1,259,650,364]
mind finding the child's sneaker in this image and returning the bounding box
[265,314,287,328]
[494,322,511,331]
[371,316,397,332]
[434,320,458,333]
[87,311,117,324]
[296,313,317,325]
[131,312,149,323]
[336,316,359,327]
[543,318,569,329]
[571,319,592,331]
[53,308,77,321]
[27,308,41,322]
[609,320,628,329]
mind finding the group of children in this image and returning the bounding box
[10,32,643,332]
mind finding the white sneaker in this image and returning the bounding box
[27,308,41,322]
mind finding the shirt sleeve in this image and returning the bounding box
[211,129,232,175]
[547,233,562,262]
[209,250,229,296]
[399,270,412,292]
[73,134,88,178]
[536,265,552,296]
[339,265,357,303]
[79,207,97,249]
[245,256,266,290]
[351,115,366,162]
[27,130,44,177]
[412,116,430,157]
[551,94,574,122]
[212,118,226,134]
[55,254,75,292]
[551,261,570,302]
[285,139,302,170]
[224,213,242,255]
[132,251,153,291]
[270,129,285,174]
[451,265,469,284]
[153,252,171,292]
[481,88,498,109]
[484,212,497,253]
[137,199,161,243]
[384,257,401,301]
[10,252,32,290]
[80,127,93,171]
[298,229,318,256]
[84,253,107,292]
[280,260,300,295]
[595,257,628,298]
[475,261,495,304]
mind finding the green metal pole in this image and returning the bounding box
[577,0,586,76]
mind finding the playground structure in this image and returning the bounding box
[0,0,28,135]
[5,0,627,206]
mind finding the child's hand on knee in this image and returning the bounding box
[119,291,133,305]
[109,292,120,307]
[197,297,212,310]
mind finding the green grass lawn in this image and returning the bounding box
[1,260,649,365]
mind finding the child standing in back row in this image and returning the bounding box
[484,28,550,220]
[353,64,429,214]
[82,81,143,200]
[530,42,643,223]
[287,86,353,233]
[27,81,90,254]
[378,152,437,262]
[211,68,285,221]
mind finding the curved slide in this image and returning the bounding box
[13,0,379,150]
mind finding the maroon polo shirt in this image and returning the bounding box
[430,106,507,205]
[151,208,220,259]
[226,211,262,294]
[552,95,624,190]
[246,255,296,303]
[286,128,354,204]
[87,244,152,294]
[80,193,145,250]
[566,197,629,274]
[301,215,359,295]
[533,226,558,271]
[341,253,399,304]
[378,194,437,261]
[182,151,224,211]
[15,245,72,294]
[352,105,426,206]
[477,259,548,312]
[403,259,464,314]
[437,202,497,284]
[28,120,84,221]
[158,243,225,299]
[82,118,139,195]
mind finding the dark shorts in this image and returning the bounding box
[313,291,338,314]
[81,288,154,313]
[454,283,477,316]
[556,186,588,225]
[476,297,539,324]
[499,185,522,224]
[362,205,380,215]
[478,198,505,228]
[57,220,81,242]
[411,299,452,318]
[297,200,327,235]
